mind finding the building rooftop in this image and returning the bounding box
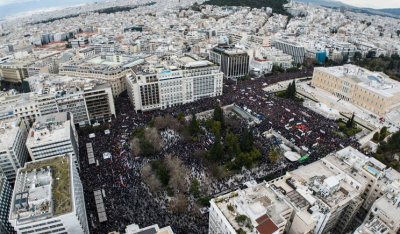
[315,65,400,97]
[289,160,360,208]
[10,155,72,225]
[60,54,150,73]
[0,118,21,148]
[214,182,292,233]
[125,224,174,234]
[26,112,70,147]
[356,218,390,234]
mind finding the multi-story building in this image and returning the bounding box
[260,46,294,69]
[83,83,115,123]
[25,112,80,169]
[0,118,30,183]
[209,45,249,80]
[209,181,293,234]
[59,54,148,96]
[0,176,15,234]
[276,155,363,234]
[126,56,223,112]
[9,155,89,234]
[92,43,116,54]
[209,148,369,234]
[311,65,400,116]
[125,223,174,234]
[355,178,400,234]
[273,40,305,65]
[6,75,116,125]
[0,61,30,83]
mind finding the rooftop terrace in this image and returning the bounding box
[10,155,72,224]
[26,112,70,147]
[215,182,291,233]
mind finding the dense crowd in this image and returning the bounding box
[77,68,360,234]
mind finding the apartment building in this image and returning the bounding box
[125,224,174,234]
[311,65,400,116]
[279,157,363,234]
[83,83,115,122]
[126,56,223,112]
[273,40,305,65]
[25,112,80,169]
[209,181,293,234]
[0,61,31,83]
[59,54,148,96]
[209,147,377,234]
[9,155,89,234]
[260,47,294,69]
[209,45,249,80]
[7,75,115,125]
[356,175,400,234]
[0,118,30,183]
[0,176,16,234]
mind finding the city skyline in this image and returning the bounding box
[0,0,400,233]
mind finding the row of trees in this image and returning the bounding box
[204,104,261,169]
[373,126,388,142]
[354,53,400,82]
[202,0,290,15]
[373,130,400,168]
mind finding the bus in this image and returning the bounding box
[299,155,309,163]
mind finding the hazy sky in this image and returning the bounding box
[0,0,400,11]
[340,0,400,9]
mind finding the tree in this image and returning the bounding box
[144,127,162,152]
[169,192,189,213]
[285,80,296,99]
[225,130,239,159]
[177,112,185,122]
[346,113,355,128]
[269,150,279,163]
[240,128,253,152]
[165,155,189,193]
[211,121,221,135]
[141,164,163,193]
[131,137,142,156]
[189,178,201,198]
[366,50,376,59]
[342,55,349,64]
[208,132,223,161]
[154,116,166,129]
[102,122,108,130]
[213,104,224,126]
[189,112,200,135]
[380,126,387,135]
[151,159,170,186]
[373,132,380,141]
[353,51,362,62]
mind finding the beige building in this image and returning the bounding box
[272,156,363,234]
[355,170,400,234]
[59,54,148,96]
[0,62,30,83]
[209,181,293,234]
[311,65,400,116]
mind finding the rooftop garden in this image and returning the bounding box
[24,156,72,216]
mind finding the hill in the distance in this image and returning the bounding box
[203,0,289,15]
[295,0,400,17]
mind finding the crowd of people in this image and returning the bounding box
[77,68,362,234]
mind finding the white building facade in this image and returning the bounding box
[25,112,80,169]
[0,119,30,183]
[126,60,223,112]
